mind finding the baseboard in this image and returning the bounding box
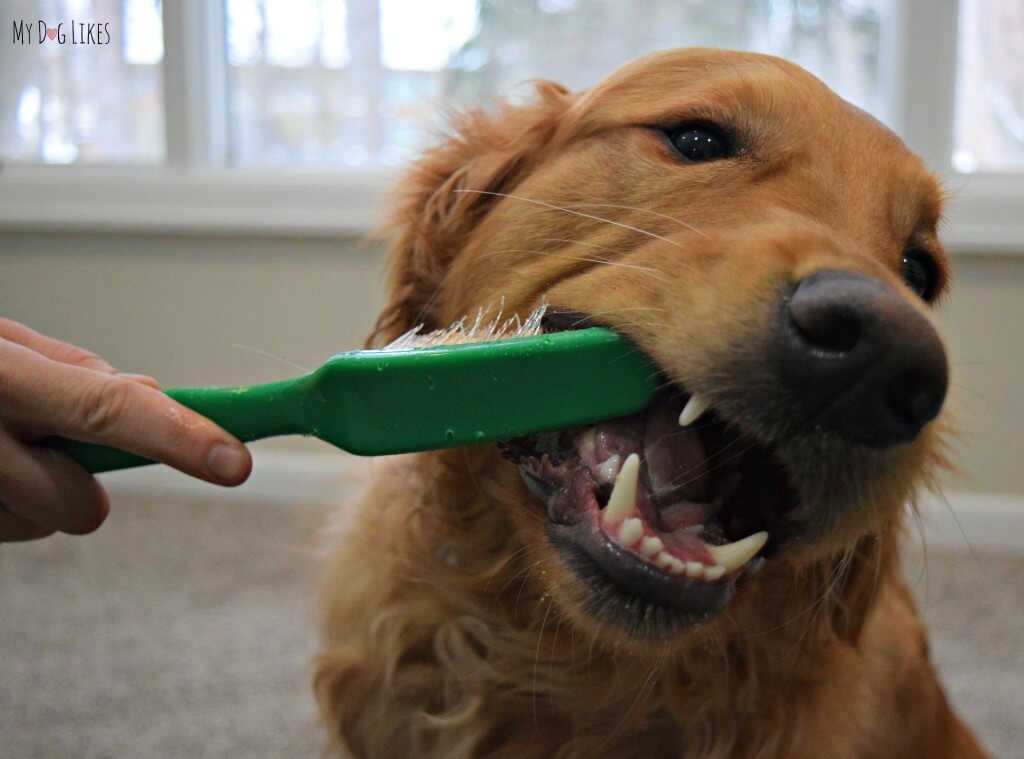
[912,491,1024,553]
[101,449,1024,553]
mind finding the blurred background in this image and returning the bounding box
[0,1,1021,756]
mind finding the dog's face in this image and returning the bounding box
[381,49,951,639]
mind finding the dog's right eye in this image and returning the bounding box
[663,122,735,163]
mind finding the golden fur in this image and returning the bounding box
[314,49,987,757]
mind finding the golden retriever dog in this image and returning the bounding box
[314,48,987,758]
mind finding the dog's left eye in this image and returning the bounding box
[663,122,734,162]
[901,249,939,301]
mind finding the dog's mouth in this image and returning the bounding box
[502,319,800,633]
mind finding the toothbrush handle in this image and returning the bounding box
[49,377,310,474]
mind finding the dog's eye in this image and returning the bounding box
[664,123,733,162]
[901,249,939,301]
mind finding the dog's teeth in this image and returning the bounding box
[603,453,640,524]
[685,561,704,579]
[703,566,726,581]
[618,517,644,548]
[678,393,710,426]
[577,428,597,456]
[655,552,676,571]
[705,531,768,572]
[639,536,663,558]
[669,557,687,575]
[595,454,622,484]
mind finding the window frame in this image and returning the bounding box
[0,0,1021,255]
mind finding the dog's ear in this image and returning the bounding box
[367,81,574,347]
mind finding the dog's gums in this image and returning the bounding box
[501,318,801,633]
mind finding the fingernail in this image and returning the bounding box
[207,444,249,484]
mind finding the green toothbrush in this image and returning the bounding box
[53,311,661,474]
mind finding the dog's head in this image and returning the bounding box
[373,49,950,641]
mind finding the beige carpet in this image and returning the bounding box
[1,492,1019,758]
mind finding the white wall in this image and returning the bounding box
[0,231,385,388]
[937,253,1024,496]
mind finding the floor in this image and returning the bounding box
[1,492,1019,758]
[0,493,325,758]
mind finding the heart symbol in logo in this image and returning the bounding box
[46,26,57,41]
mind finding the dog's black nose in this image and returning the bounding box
[775,269,948,447]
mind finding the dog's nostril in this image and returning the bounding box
[788,290,861,353]
[886,370,942,429]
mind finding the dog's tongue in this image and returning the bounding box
[592,394,713,531]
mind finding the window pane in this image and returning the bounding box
[0,0,165,164]
[226,0,886,168]
[954,0,1024,173]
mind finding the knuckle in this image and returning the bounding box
[79,379,134,436]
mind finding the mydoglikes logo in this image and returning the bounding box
[12,19,111,45]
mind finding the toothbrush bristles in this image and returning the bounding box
[385,299,548,350]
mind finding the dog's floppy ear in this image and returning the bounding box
[367,81,574,347]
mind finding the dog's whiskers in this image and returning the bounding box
[561,202,711,239]
[485,543,534,587]
[513,559,543,617]
[474,247,661,274]
[532,595,555,725]
[571,308,668,328]
[455,189,689,251]
[664,436,757,490]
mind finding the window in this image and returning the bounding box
[0,0,1022,248]
[1,0,164,163]
[227,0,481,166]
[954,0,1024,173]
[222,0,885,168]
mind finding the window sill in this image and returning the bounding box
[940,173,1024,256]
[1,164,1022,256]
[0,164,392,238]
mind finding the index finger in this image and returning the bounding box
[1,343,251,485]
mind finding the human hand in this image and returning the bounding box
[0,318,252,543]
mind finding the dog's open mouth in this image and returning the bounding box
[502,321,800,632]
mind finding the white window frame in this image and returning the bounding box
[0,0,1021,255]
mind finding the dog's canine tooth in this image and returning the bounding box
[618,517,644,547]
[595,453,622,484]
[685,561,704,579]
[603,453,640,524]
[705,532,769,572]
[639,536,663,558]
[678,393,710,426]
[703,566,727,581]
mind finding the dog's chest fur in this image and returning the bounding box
[315,457,960,758]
